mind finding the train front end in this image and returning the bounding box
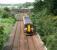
[24,24,34,33]
[24,16,34,35]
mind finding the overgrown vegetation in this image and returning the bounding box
[0,7,16,50]
[30,0,57,50]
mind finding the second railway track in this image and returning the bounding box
[11,21,21,50]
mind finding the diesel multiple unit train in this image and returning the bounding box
[24,16,34,35]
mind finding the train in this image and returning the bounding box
[24,16,34,35]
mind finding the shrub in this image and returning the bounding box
[0,25,4,50]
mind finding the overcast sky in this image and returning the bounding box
[0,0,35,4]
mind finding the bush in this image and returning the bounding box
[0,25,4,50]
[0,17,16,50]
[31,10,57,50]
[0,8,16,50]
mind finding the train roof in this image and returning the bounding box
[24,16,32,24]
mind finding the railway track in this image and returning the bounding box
[11,21,21,50]
[10,21,46,50]
[4,13,47,50]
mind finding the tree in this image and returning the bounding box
[44,0,57,15]
[33,0,46,12]
[4,7,10,12]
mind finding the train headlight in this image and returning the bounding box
[31,28,34,31]
[24,28,27,31]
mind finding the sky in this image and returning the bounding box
[0,0,35,4]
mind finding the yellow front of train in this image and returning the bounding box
[27,24,30,32]
[24,24,34,33]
